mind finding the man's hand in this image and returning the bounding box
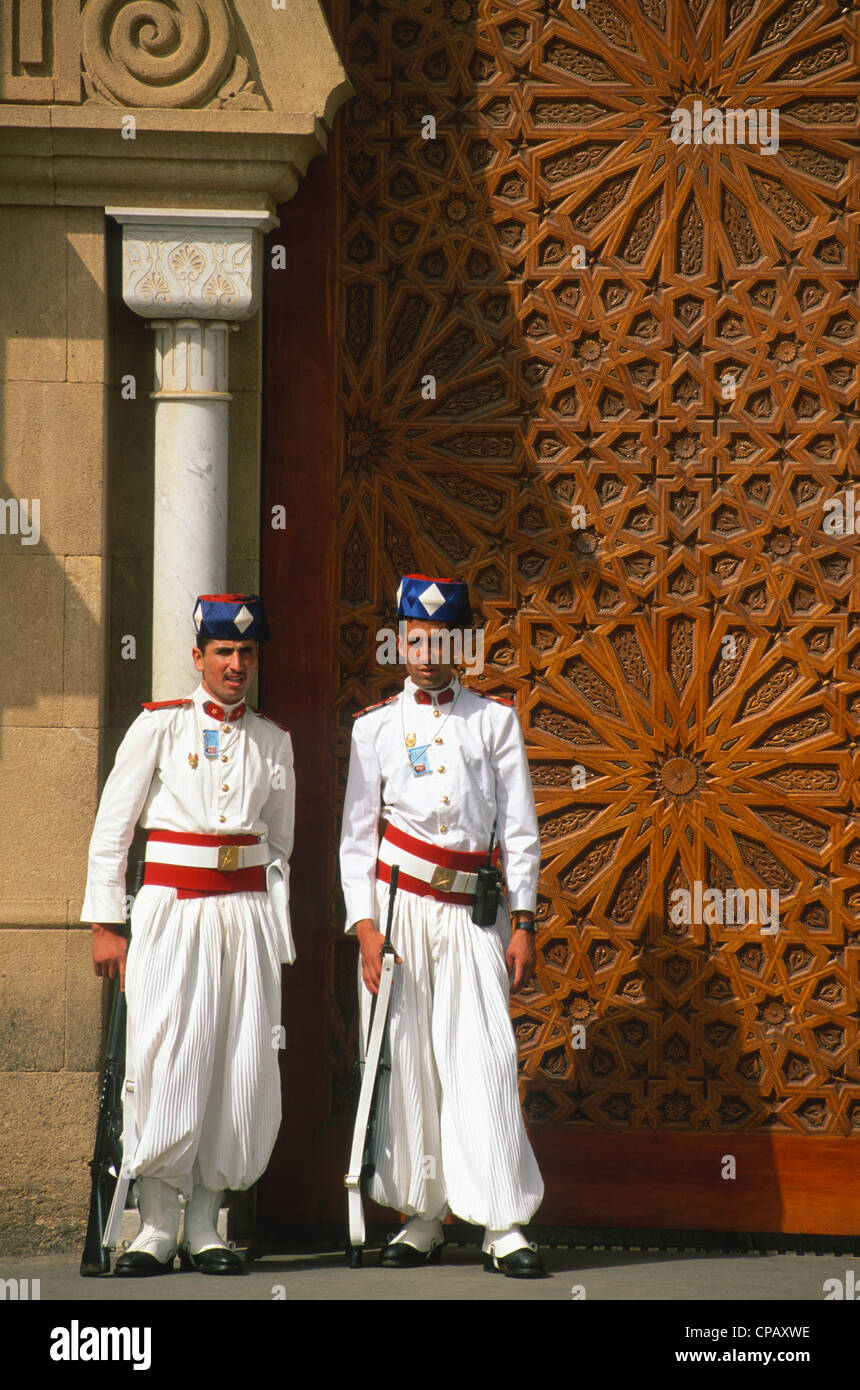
[505,926,536,992]
[92,925,129,991]
[355,918,401,996]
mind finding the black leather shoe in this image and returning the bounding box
[114,1251,174,1277]
[483,1245,546,1278]
[179,1245,244,1275]
[379,1239,443,1268]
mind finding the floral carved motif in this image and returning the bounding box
[121,224,260,319]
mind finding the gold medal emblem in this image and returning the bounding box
[188,753,199,769]
[405,731,416,748]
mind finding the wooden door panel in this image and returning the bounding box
[261,0,860,1233]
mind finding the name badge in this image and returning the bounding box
[409,744,432,777]
[203,729,220,759]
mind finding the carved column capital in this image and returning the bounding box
[107,208,278,320]
[105,208,277,696]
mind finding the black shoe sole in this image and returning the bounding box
[379,1243,443,1268]
[113,1257,175,1277]
[179,1248,244,1275]
[483,1253,547,1278]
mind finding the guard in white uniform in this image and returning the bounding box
[82,594,295,1275]
[340,574,545,1277]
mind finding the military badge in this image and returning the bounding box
[405,731,417,749]
[408,744,432,776]
[188,753,199,770]
[203,730,220,759]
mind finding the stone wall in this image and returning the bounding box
[0,205,265,1256]
[0,204,107,1254]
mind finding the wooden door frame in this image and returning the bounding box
[258,140,341,1230]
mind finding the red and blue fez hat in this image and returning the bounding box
[193,593,270,643]
[396,574,472,625]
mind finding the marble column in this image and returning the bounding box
[107,208,278,697]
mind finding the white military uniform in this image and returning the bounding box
[81,681,295,1196]
[340,673,544,1231]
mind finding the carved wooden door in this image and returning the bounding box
[261,0,860,1235]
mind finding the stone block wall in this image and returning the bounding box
[0,206,263,1254]
[0,205,106,1254]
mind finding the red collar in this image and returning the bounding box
[202,700,246,722]
[414,688,454,706]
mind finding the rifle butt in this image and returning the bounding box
[80,1174,112,1276]
[79,976,127,1277]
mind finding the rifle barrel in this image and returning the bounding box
[382,865,399,951]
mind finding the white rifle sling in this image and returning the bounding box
[103,1173,130,1252]
[345,952,396,1250]
[103,1076,138,1251]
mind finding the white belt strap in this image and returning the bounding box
[377,836,478,896]
[145,840,270,871]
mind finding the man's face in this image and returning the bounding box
[192,639,259,704]
[398,619,454,690]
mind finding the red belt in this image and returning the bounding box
[376,822,499,906]
[143,830,266,898]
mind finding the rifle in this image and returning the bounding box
[79,861,139,1277]
[79,976,127,1275]
[345,864,400,1268]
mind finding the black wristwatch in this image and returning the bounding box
[512,915,537,934]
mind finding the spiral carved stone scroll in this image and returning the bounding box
[81,0,235,108]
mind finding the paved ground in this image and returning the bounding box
[3,1243,853,1301]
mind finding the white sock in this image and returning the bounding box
[389,1216,444,1251]
[483,1226,529,1259]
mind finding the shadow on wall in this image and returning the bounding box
[0,221,155,763]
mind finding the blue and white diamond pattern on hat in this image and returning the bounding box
[418,583,445,616]
[396,574,472,625]
[192,594,270,643]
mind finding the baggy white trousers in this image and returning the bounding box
[123,884,283,1195]
[361,878,544,1229]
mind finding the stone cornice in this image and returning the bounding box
[0,114,333,208]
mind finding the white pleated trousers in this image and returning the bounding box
[362,878,544,1229]
[124,884,282,1195]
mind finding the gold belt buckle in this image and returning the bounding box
[430,864,456,892]
[217,845,240,872]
